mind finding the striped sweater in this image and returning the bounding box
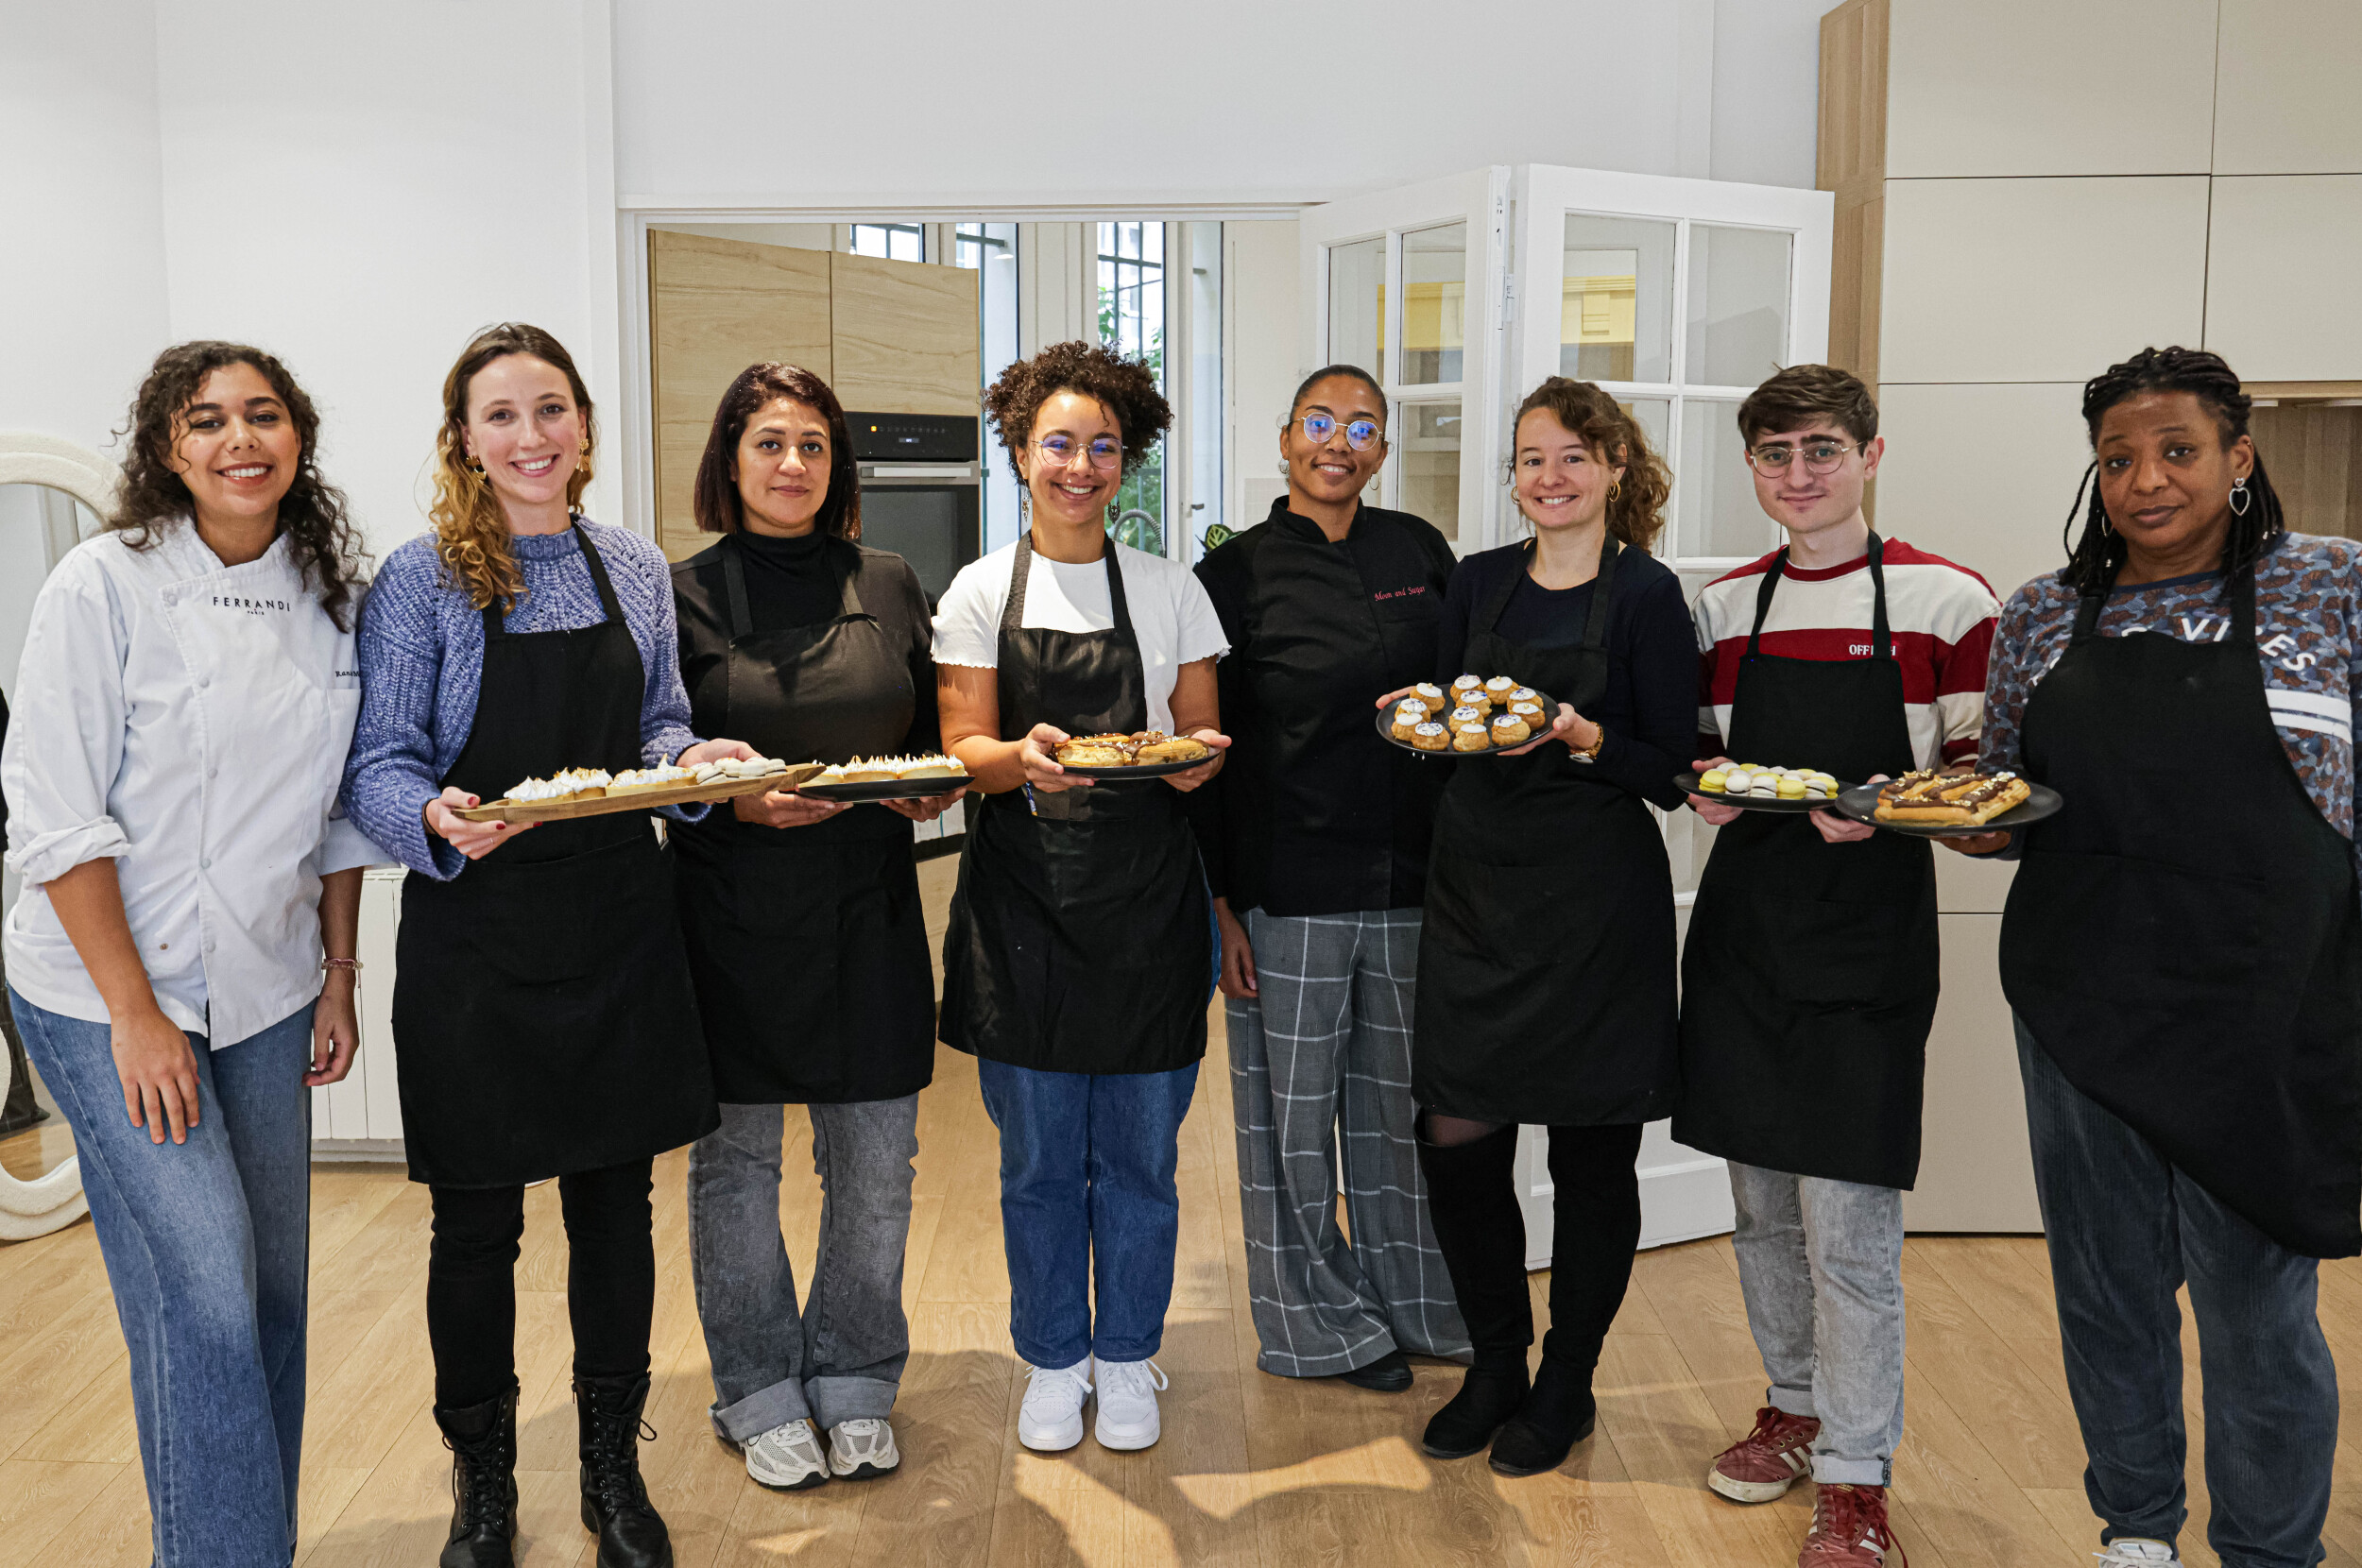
[1695,538,2002,769]
[1978,532,2362,861]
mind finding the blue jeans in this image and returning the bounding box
[2017,1015,2336,1568]
[976,1058,1198,1368]
[9,989,313,1568]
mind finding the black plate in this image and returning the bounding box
[1674,770,1853,813]
[1375,688,1558,757]
[1832,779,2065,838]
[796,775,971,803]
[1048,753,1217,783]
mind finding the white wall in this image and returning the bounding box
[149,2,611,567]
[613,0,1830,209]
[0,0,170,457]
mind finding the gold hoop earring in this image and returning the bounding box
[579,439,591,456]
[1608,480,1622,503]
[469,459,488,480]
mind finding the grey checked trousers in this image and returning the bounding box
[687,1097,919,1440]
[1228,908,1469,1376]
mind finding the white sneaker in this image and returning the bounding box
[2097,1542,2182,1567]
[1018,1359,1092,1452]
[744,1417,830,1490]
[1091,1356,1168,1451]
[828,1417,899,1479]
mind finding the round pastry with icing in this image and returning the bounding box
[1413,682,1446,707]
[1450,723,1491,753]
[1489,713,1531,746]
[1411,721,1448,752]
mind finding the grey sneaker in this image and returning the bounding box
[828,1418,899,1480]
[2096,1542,2181,1567]
[744,1417,829,1491]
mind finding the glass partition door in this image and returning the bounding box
[1299,167,1510,553]
[1511,166,1835,575]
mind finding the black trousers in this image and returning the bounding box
[1416,1121,1644,1372]
[427,1157,656,1408]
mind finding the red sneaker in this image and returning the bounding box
[1706,1405,1820,1503]
[1797,1482,1906,1568]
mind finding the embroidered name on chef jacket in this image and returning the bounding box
[1371,585,1429,604]
[211,593,294,616]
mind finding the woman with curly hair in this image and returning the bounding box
[933,339,1230,1455]
[1383,377,1696,1478]
[2,341,376,1567]
[342,323,748,1568]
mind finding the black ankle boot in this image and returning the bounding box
[575,1372,672,1568]
[1413,1120,1534,1458]
[1488,1355,1597,1476]
[1422,1354,1532,1458]
[434,1382,518,1568]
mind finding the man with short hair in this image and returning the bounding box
[1676,366,1999,1568]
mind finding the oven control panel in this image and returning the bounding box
[847,412,978,463]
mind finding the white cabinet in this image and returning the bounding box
[310,868,406,1155]
[1879,177,2211,384]
[2213,0,2362,176]
[1886,0,2217,178]
[2205,175,2362,382]
[1874,381,2093,605]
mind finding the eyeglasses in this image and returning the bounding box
[1034,435,1123,470]
[1295,412,1383,451]
[1746,439,1857,475]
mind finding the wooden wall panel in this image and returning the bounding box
[829,251,980,419]
[1819,0,1888,393]
[647,229,832,560]
[2252,403,2362,539]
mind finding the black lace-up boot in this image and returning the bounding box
[433,1382,518,1568]
[574,1372,673,1568]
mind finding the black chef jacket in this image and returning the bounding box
[672,529,940,758]
[1190,497,1458,917]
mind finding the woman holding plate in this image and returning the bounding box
[670,363,959,1491]
[345,323,746,1568]
[1393,377,1694,1477]
[934,340,1229,1457]
[1965,347,2362,1568]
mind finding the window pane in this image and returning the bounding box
[1399,400,1463,542]
[1686,225,1791,388]
[1616,397,1671,470]
[1675,401,1773,559]
[1401,222,1466,385]
[1563,215,1675,383]
[1328,237,1384,378]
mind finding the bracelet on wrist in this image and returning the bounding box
[322,957,362,974]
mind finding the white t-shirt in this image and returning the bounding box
[933,538,1230,734]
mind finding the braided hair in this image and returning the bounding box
[2060,346,2284,594]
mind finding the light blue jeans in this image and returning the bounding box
[977,1058,1199,1368]
[1727,1159,1907,1487]
[9,989,313,1568]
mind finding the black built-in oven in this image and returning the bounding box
[848,412,981,609]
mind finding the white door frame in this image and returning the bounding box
[1296,166,1513,553]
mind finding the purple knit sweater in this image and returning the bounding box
[340,520,704,880]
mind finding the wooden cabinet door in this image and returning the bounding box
[829,250,979,419]
[648,230,832,560]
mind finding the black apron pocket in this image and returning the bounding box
[1763,895,1919,1008]
[2004,850,2271,1024]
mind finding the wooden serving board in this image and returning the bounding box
[454,763,826,825]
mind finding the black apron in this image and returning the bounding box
[2001,562,2362,1257]
[1674,535,1938,1190]
[1412,537,1677,1127]
[673,536,935,1104]
[939,532,1210,1075]
[392,528,717,1187]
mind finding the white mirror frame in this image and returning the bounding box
[0,430,116,1238]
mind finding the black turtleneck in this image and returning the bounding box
[671,528,938,757]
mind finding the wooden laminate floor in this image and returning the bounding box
[4,861,2361,1566]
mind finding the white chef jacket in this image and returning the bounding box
[2,522,385,1048]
